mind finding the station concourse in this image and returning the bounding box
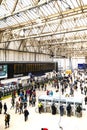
[0,76,87,130]
[0,0,87,130]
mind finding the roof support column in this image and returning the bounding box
[85,56,87,63]
[64,58,66,71]
[69,57,73,71]
[34,52,36,62]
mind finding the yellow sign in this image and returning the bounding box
[65,70,72,74]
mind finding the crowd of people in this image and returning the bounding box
[37,70,86,117]
[0,70,87,129]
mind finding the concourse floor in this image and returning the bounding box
[0,84,87,130]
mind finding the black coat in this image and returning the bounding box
[24,109,29,117]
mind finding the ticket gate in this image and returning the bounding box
[38,95,83,116]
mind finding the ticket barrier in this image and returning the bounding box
[41,100,52,113]
[38,95,83,116]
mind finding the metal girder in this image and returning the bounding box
[1,15,87,43]
[11,0,19,14]
[1,11,87,42]
[18,39,25,51]
[0,32,3,42]
[0,1,87,31]
[1,26,87,43]
[0,0,87,58]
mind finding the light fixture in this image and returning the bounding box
[36,17,42,24]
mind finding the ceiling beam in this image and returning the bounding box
[11,0,19,14]
[1,25,87,43]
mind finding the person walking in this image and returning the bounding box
[4,103,7,114]
[10,98,15,109]
[24,108,29,121]
[5,113,10,128]
[15,101,19,113]
[19,102,23,114]
[0,101,2,114]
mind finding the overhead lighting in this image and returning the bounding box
[16,13,20,17]
[3,17,7,22]
[36,17,42,24]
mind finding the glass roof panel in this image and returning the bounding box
[82,0,87,5]
[13,12,28,23]
[5,0,15,12]
[40,6,49,16]
[25,11,34,20]
[57,1,66,11]
[19,12,29,21]
[14,0,32,11]
[13,15,24,24]
[49,2,59,13]
[0,5,9,17]
[0,20,8,28]
[57,0,79,11]
[30,9,39,19]
[42,4,53,15]
[65,0,78,9]
[5,17,18,26]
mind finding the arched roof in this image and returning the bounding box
[0,0,87,58]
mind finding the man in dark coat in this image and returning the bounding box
[66,104,72,116]
[51,103,56,115]
[24,108,29,121]
[5,113,10,128]
[60,104,64,116]
[4,103,7,114]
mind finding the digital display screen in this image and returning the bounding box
[0,65,7,79]
[78,64,87,69]
[0,66,3,71]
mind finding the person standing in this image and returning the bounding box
[76,104,82,117]
[85,96,87,105]
[38,101,43,114]
[60,104,64,116]
[66,104,72,116]
[51,103,56,115]
[32,95,36,107]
